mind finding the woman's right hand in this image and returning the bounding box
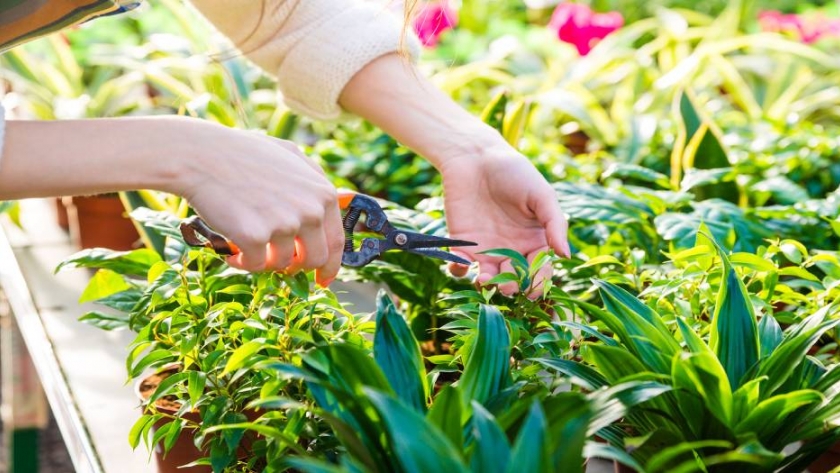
[176,120,344,286]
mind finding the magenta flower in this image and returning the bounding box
[414,2,458,48]
[548,2,624,55]
[758,10,840,44]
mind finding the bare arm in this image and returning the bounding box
[340,54,571,294]
[0,117,344,286]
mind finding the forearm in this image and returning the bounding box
[0,117,202,200]
[339,53,502,169]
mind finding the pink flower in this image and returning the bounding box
[548,2,623,55]
[414,2,458,48]
[758,10,840,44]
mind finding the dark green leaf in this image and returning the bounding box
[460,305,511,406]
[470,402,510,473]
[506,401,548,473]
[374,292,426,412]
[427,385,463,450]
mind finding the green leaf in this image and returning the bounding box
[708,240,759,389]
[56,248,161,276]
[78,311,131,331]
[460,305,512,406]
[79,269,132,304]
[128,414,159,450]
[470,402,511,473]
[148,372,189,404]
[187,371,206,409]
[758,315,783,359]
[575,255,624,270]
[645,440,733,472]
[130,350,177,379]
[583,442,644,473]
[506,401,548,473]
[672,352,733,428]
[484,273,520,286]
[222,340,264,376]
[735,390,824,443]
[366,388,469,473]
[374,291,426,412]
[532,357,608,391]
[427,385,464,450]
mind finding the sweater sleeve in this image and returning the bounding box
[188,0,419,120]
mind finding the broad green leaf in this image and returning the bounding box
[588,344,649,384]
[506,401,548,473]
[708,241,759,389]
[672,352,733,428]
[676,318,712,355]
[470,402,511,473]
[756,308,840,398]
[148,372,189,404]
[128,414,160,450]
[374,292,426,412]
[758,315,783,359]
[583,442,644,473]
[56,248,162,276]
[594,280,678,374]
[460,305,511,406]
[222,340,264,376]
[79,269,131,304]
[427,385,464,450]
[542,393,593,471]
[366,388,469,473]
[187,371,206,409]
[646,440,733,472]
[735,390,824,444]
[532,357,608,391]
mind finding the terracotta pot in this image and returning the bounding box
[65,194,140,251]
[137,368,211,473]
[809,441,840,473]
[136,367,263,473]
[55,197,70,231]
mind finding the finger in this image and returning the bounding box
[475,258,501,287]
[534,191,571,258]
[447,249,473,278]
[497,260,519,297]
[287,225,329,274]
[228,242,268,272]
[266,234,297,271]
[316,202,344,287]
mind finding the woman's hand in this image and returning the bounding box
[438,141,570,296]
[178,122,344,285]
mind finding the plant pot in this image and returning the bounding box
[64,194,140,251]
[136,367,263,473]
[55,197,70,231]
[809,440,840,473]
[137,368,211,473]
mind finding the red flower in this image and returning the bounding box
[414,2,458,48]
[548,2,623,55]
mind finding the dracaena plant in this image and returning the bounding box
[541,231,840,472]
[56,209,367,472]
[256,292,669,473]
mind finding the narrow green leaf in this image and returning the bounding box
[366,388,469,473]
[758,315,783,359]
[735,390,824,442]
[460,305,511,406]
[427,385,464,450]
[222,340,264,376]
[128,414,158,450]
[130,349,177,379]
[506,401,548,473]
[470,402,511,473]
[374,292,426,412]
[148,372,190,404]
[532,357,607,391]
[708,239,759,389]
[187,371,206,409]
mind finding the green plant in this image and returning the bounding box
[264,292,668,473]
[56,209,367,472]
[543,232,840,471]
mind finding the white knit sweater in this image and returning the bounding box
[0,0,417,166]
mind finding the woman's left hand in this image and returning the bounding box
[438,141,570,297]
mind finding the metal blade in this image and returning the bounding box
[406,248,472,266]
[388,231,477,249]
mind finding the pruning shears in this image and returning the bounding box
[179,191,477,268]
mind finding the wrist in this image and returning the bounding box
[154,117,223,196]
[428,122,514,170]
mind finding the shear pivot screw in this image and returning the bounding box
[395,233,408,246]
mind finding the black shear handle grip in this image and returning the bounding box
[179,216,240,256]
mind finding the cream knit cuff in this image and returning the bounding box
[275,4,420,120]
